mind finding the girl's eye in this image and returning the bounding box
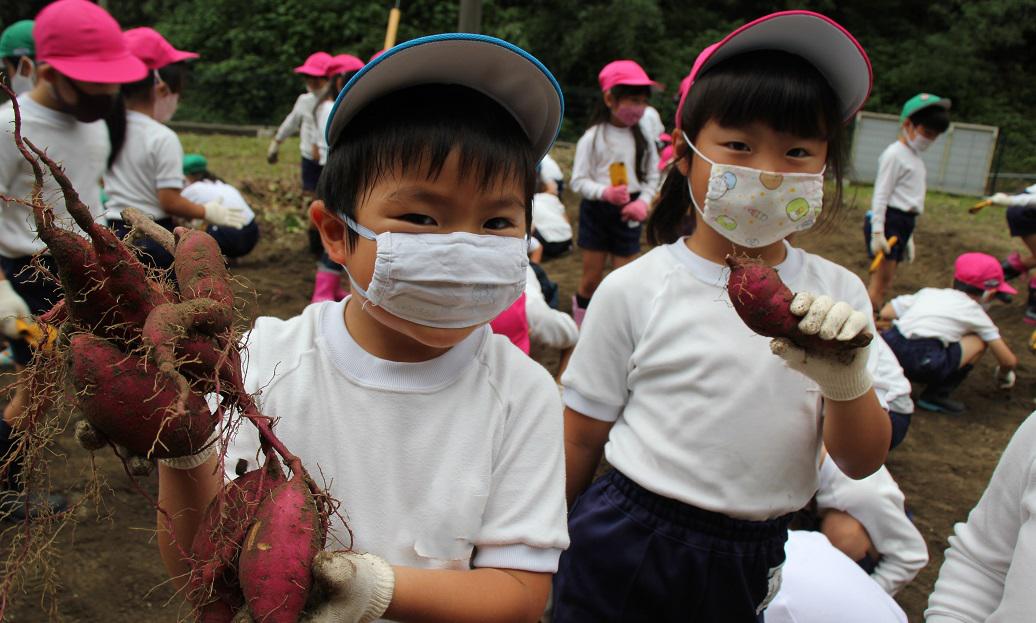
[787,147,811,158]
[725,141,750,152]
[398,213,437,226]
[484,217,516,231]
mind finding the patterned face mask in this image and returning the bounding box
[687,141,825,248]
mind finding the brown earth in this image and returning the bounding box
[3,146,1033,621]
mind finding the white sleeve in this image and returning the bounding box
[570,129,607,201]
[926,413,1036,623]
[274,95,305,142]
[638,128,660,205]
[525,267,578,350]
[152,129,185,190]
[0,109,20,195]
[560,269,638,421]
[1008,193,1036,207]
[890,293,915,318]
[471,364,569,572]
[871,149,901,233]
[816,460,928,595]
[871,336,913,414]
[964,306,1001,343]
[315,100,332,165]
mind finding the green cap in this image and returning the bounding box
[183,153,207,175]
[0,20,34,58]
[900,93,951,123]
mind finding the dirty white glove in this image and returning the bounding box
[266,139,280,164]
[303,551,395,623]
[995,366,1017,389]
[904,237,915,263]
[0,280,31,340]
[869,232,891,256]
[202,199,246,229]
[770,292,873,401]
[990,192,1014,206]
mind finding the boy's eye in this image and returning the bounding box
[398,213,437,226]
[787,147,811,158]
[484,217,516,231]
[725,141,750,152]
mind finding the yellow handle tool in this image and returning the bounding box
[608,162,628,187]
[970,199,993,215]
[869,235,899,273]
[383,2,401,50]
[15,318,57,351]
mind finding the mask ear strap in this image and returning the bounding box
[341,214,378,241]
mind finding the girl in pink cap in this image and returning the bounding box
[102,28,245,270]
[266,51,331,186]
[570,59,660,325]
[0,0,147,519]
[555,12,898,622]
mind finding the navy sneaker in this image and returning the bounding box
[917,392,966,414]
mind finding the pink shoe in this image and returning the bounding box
[311,271,339,303]
[571,294,586,327]
[1005,251,1028,280]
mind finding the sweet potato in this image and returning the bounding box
[67,333,216,458]
[725,254,872,351]
[239,473,325,623]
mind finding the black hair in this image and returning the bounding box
[646,50,846,246]
[188,169,225,184]
[106,63,189,168]
[909,105,950,134]
[952,279,989,297]
[318,83,537,251]
[312,70,357,126]
[587,83,652,185]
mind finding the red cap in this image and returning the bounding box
[294,51,332,77]
[598,60,662,92]
[326,53,364,77]
[675,11,872,129]
[124,27,198,70]
[34,0,148,83]
[955,252,1017,296]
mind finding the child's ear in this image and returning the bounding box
[603,90,615,109]
[309,200,349,265]
[155,81,171,98]
[674,129,691,176]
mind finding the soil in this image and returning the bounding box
[4,166,1033,622]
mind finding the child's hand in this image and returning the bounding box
[995,366,1017,389]
[266,139,280,164]
[601,185,630,206]
[621,199,649,223]
[869,232,891,256]
[303,551,395,623]
[990,192,1013,206]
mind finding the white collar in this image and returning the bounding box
[667,238,803,288]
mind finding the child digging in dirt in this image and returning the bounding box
[181,153,259,260]
[158,34,568,622]
[878,252,1018,414]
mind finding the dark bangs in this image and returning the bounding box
[319,84,537,250]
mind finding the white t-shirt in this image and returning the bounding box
[890,288,1000,346]
[561,240,885,520]
[314,99,333,166]
[873,336,914,414]
[926,412,1036,622]
[531,192,572,243]
[871,140,926,233]
[525,265,577,350]
[570,123,660,205]
[103,111,185,221]
[0,94,108,257]
[274,91,319,160]
[638,105,666,147]
[816,458,928,595]
[224,300,569,577]
[765,531,907,623]
[181,179,256,223]
[539,153,564,186]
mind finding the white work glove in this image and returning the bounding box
[302,551,395,623]
[869,231,891,256]
[266,139,280,164]
[990,192,1014,206]
[202,199,247,230]
[995,366,1017,389]
[0,280,31,340]
[904,236,915,263]
[770,292,874,402]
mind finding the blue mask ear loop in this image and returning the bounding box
[339,214,379,311]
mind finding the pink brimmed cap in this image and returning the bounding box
[675,11,872,128]
[326,54,364,77]
[34,0,148,84]
[598,60,662,93]
[955,253,1017,296]
[294,51,332,77]
[124,27,198,71]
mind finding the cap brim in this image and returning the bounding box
[293,65,326,76]
[691,11,871,122]
[44,53,149,84]
[326,33,564,160]
[999,282,1019,295]
[170,50,199,63]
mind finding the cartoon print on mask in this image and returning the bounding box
[759,172,784,190]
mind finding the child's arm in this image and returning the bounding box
[386,567,549,623]
[564,405,613,506]
[157,189,247,228]
[987,337,1018,371]
[869,152,900,244]
[156,455,223,590]
[569,130,609,200]
[990,192,1036,208]
[877,302,897,322]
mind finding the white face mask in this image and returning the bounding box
[10,57,35,96]
[153,92,179,123]
[906,130,933,153]
[687,140,825,248]
[342,215,529,329]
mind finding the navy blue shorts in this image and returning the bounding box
[864,207,917,261]
[1006,205,1036,238]
[889,410,911,450]
[207,220,259,259]
[578,196,642,257]
[881,326,962,385]
[0,254,62,366]
[552,469,791,623]
[301,157,323,193]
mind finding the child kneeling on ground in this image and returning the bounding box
[181,153,260,260]
[879,252,1018,414]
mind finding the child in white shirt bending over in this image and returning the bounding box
[569,59,660,324]
[879,252,1018,414]
[983,182,1036,323]
[181,154,258,259]
[158,34,568,622]
[531,177,572,259]
[554,12,892,622]
[926,411,1036,622]
[865,93,950,310]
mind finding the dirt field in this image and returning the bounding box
[3,136,1033,621]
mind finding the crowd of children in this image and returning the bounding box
[2,2,1036,621]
